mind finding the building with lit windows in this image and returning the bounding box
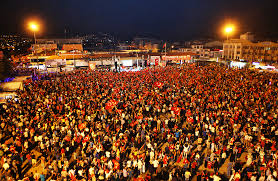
[32,38,83,54]
[179,44,222,59]
[223,39,278,62]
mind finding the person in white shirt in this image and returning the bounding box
[89,166,94,176]
[133,159,138,168]
[123,168,128,178]
[105,169,112,179]
[152,159,159,174]
[213,174,221,181]
[150,151,155,161]
[108,160,113,170]
[273,171,277,178]
[138,159,143,174]
[127,160,132,168]
[183,144,190,158]
[184,170,191,181]
[105,151,110,158]
[3,162,9,170]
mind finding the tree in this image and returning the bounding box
[0,50,13,81]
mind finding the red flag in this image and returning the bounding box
[183,158,190,164]
[172,107,181,115]
[69,172,76,181]
[111,100,118,106]
[82,135,90,143]
[177,154,183,163]
[64,135,71,142]
[155,58,159,66]
[78,123,86,130]
[10,145,15,153]
[154,82,163,88]
[163,43,166,48]
[163,155,168,164]
[105,99,118,110]
[169,144,174,150]
[186,109,192,117]
[105,101,113,110]
[187,117,194,123]
[112,159,120,170]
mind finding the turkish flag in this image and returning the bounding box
[207,161,212,169]
[186,109,192,117]
[155,59,159,66]
[78,123,86,130]
[154,82,163,88]
[82,135,90,143]
[183,158,190,164]
[111,100,118,106]
[112,159,120,170]
[105,99,118,110]
[105,101,113,110]
[10,145,15,152]
[169,145,174,150]
[187,117,194,123]
[163,155,168,164]
[64,135,71,142]
[172,107,181,115]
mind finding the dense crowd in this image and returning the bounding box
[0,64,278,181]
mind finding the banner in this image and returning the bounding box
[150,56,161,65]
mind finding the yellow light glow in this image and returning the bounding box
[224,24,235,34]
[29,22,39,32]
[225,27,233,33]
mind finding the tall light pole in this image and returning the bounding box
[29,22,39,70]
[224,25,234,61]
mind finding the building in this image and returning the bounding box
[0,35,31,50]
[179,44,222,58]
[80,33,117,51]
[62,44,83,52]
[204,41,223,49]
[33,38,83,54]
[223,38,278,62]
[132,37,161,53]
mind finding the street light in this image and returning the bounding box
[225,26,234,40]
[29,22,39,69]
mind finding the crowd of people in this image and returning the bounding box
[0,63,278,181]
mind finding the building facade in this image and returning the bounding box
[179,44,222,58]
[32,38,83,54]
[223,39,278,62]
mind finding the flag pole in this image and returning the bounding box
[165,43,167,57]
[164,43,167,66]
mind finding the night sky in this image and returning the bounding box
[1,0,278,40]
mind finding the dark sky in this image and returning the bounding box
[1,0,277,40]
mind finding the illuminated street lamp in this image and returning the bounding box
[29,22,39,69]
[225,26,234,40]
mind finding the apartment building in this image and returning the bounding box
[223,39,278,62]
